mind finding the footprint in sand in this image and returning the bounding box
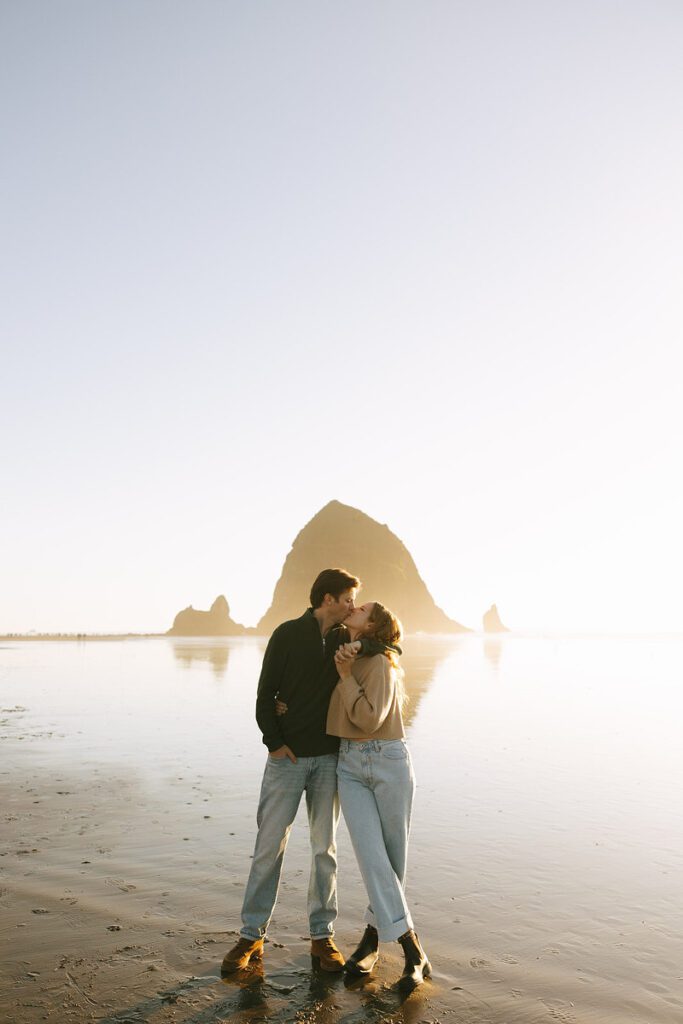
[541,998,576,1022]
[469,957,491,969]
[105,878,137,893]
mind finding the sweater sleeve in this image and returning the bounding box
[335,655,394,734]
[255,625,288,752]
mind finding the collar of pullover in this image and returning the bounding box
[304,607,346,640]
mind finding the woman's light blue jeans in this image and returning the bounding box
[239,753,340,941]
[337,738,416,942]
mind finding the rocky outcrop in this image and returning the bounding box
[256,500,468,635]
[167,595,245,637]
[482,603,510,633]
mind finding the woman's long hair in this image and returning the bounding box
[366,602,407,711]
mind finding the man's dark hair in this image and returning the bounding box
[310,568,360,609]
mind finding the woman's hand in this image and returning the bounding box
[334,646,356,679]
[274,697,288,716]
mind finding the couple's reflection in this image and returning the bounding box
[220,953,427,1020]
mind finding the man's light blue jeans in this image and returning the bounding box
[337,738,416,942]
[240,752,340,941]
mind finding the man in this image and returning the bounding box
[221,567,360,974]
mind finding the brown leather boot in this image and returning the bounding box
[397,930,431,991]
[344,924,379,976]
[221,936,264,973]
[310,936,345,972]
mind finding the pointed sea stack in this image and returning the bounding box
[256,500,467,635]
[167,595,245,636]
[482,603,510,633]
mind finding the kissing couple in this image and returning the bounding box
[221,567,430,991]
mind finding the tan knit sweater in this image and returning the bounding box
[326,653,405,740]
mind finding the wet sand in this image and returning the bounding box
[2,753,470,1024]
[2,636,682,1023]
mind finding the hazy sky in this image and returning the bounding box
[2,1,682,634]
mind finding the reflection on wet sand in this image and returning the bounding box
[169,635,455,715]
[401,635,463,726]
[217,954,434,1024]
[483,637,504,672]
[172,641,232,677]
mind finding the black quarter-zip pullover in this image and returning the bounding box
[255,609,348,756]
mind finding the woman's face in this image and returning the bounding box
[345,602,376,634]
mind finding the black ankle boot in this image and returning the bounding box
[397,930,431,991]
[344,924,379,976]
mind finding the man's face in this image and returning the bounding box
[327,588,357,623]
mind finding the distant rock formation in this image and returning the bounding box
[167,595,245,637]
[482,603,510,633]
[257,500,468,635]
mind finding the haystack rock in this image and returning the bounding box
[167,595,245,636]
[482,603,510,633]
[256,500,468,635]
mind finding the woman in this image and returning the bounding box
[327,601,431,991]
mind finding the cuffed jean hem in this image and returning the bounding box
[365,908,414,943]
[240,927,335,941]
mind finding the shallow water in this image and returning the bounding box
[1,634,682,1023]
